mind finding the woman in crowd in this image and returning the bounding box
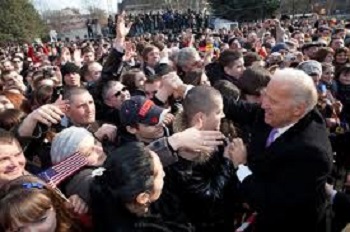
[182,68,211,86]
[335,64,350,125]
[0,175,82,232]
[0,90,26,113]
[50,126,106,203]
[315,47,334,63]
[31,69,61,91]
[334,47,350,73]
[321,62,337,95]
[90,142,193,232]
[121,68,147,96]
[0,108,26,131]
[29,85,57,111]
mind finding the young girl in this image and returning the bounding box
[0,175,81,232]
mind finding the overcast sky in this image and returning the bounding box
[32,0,121,14]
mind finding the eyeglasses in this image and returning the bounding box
[114,87,128,98]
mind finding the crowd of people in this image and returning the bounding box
[1,10,350,232]
[108,9,211,37]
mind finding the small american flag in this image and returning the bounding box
[236,213,257,232]
[37,152,88,188]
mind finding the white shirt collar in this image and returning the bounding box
[274,123,295,140]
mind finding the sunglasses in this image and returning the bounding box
[114,87,128,97]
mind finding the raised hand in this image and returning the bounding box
[28,104,65,126]
[116,11,133,40]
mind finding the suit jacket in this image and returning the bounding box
[333,192,350,232]
[224,99,333,232]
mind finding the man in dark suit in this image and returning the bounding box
[224,68,333,232]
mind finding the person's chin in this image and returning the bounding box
[264,113,272,124]
[86,117,95,124]
[154,130,164,139]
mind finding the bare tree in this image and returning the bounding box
[42,10,65,33]
[84,0,108,25]
[280,0,311,15]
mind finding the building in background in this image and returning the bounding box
[118,0,208,14]
[43,8,102,41]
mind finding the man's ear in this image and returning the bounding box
[192,112,205,129]
[126,125,137,135]
[223,66,230,75]
[293,102,306,118]
[136,192,150,205]
[65,106,71,118]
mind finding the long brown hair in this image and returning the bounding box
[0,109,26,131]
[0,175,80,232]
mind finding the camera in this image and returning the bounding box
[51,86,63,103]
[43,66,58,78]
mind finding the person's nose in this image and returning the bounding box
[8,156,18,167]
[86,105,93,114]
[261,97,269,110]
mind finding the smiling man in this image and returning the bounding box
[0,130,26,188]
[224,68,332,232]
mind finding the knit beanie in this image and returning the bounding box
[51,126,93,165]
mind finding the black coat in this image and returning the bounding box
[91,200,194,232]
[224,99,333,232]
[96,103,121,126]
[160,148,240,232]
[332,192,350,232]
[101,48,125,82]
[205,62,242,89]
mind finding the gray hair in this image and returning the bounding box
[101,80,120,100]
[272,68,318,113]
[176,47,199,69]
